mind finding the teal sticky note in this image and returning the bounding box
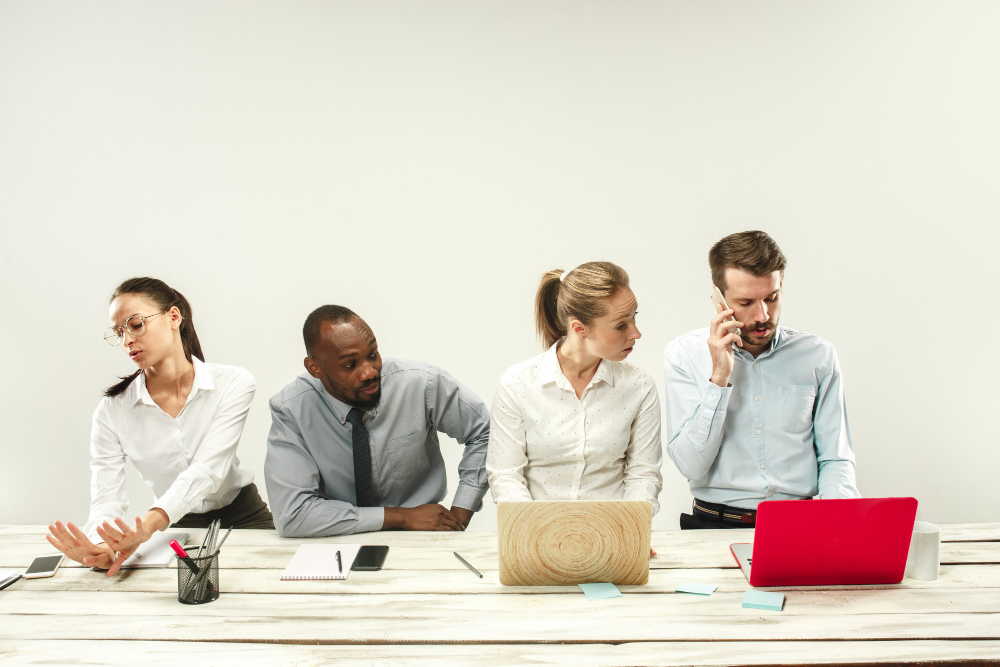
[676,582,718,595]
[742,590,784,611]
[578,583,622,600]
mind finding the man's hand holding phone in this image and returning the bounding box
[709,302,744,387]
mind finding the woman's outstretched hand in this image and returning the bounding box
[46,520,116,572]
[96,517,153,576]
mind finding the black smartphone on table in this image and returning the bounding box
[351,545,389,571]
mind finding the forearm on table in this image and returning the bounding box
[273,494,384,538]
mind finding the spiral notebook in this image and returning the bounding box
[280,544,362,581]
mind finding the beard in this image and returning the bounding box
[347,380,382,411]
[740,318,779,347]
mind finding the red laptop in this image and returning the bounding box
[729,497,918,587]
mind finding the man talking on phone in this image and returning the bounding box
[663,231,859,530]
[264,305,490,537]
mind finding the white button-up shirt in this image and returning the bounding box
[664,326,860,509]
[486,343,663,514]
[83,358,256,541]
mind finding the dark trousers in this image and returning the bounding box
[172,483,275,530]
[679,499,757,530]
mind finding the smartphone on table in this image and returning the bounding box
[710,287,741,336]
[351,545,389,571]
[23,554,65,579]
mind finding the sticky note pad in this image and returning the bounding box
[742,590,784,611]
[578,583,622,600]
[676,582,718,595]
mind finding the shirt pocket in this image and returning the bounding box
[387,426,430,482]
[777,385,817,433]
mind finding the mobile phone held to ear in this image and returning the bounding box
[23,554,64,579]
[351,545,389,571]
[710,287,741,336]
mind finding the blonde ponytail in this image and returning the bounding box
[533,261,630,349]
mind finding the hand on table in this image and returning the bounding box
[96,516,153,576]
[450,506,473,530]
[384,504,465,531]
[46,520,116,573]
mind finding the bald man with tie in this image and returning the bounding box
[264,305,491,537]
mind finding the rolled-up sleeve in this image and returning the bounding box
[425,366,491,512]
[664,343,731,482]
[264,400,384,537]
[814,348,861,499]
[154,370,256,524]
[83,400,130,543]
[624,376,664,514]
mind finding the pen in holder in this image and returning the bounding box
[176,550,220,605]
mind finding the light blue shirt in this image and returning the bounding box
[663,326,860,509]
[264,358,491,537]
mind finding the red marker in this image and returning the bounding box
[170,540,202,576]
[169,540,189,559]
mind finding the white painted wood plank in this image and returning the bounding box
[2,611,998,643]
[3,588,998,619]
[7,563,998,595]
[4,522,995,552]
[4,539,996,570]
[4,639,1000,667]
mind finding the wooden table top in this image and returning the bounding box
[2,524,998,666]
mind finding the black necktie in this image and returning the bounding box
[346,407,378,507]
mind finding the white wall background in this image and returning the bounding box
[2,1,998,531]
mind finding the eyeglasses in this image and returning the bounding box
[104,311,167,346]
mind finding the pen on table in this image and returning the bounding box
[336,550,342,573]
[0,575,22,592]
[454,552,482,578]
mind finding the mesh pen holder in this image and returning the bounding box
[176,551,220,605]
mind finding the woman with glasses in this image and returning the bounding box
[46,277,273,576]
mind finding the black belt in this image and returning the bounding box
[693,499,757,527]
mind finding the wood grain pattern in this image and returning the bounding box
[2,523,998,665]
[0,640,1000,667]
[497,501,652,586]
[12,563,997,595]
[3,536,997,571]
[3,610,1000,643]
[4,639,1000,667]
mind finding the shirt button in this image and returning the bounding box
[754,395,759,401]
[756,429,761,435]
[767,491,772,497]
[753,362,757,367]
[713,395,719,400]
[759,464,765,470]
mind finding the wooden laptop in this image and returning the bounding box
[497,500,652,586]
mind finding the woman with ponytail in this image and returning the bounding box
[486,262,663,515]
[46,278,273,576]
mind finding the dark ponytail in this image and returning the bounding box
[104,277,205,398]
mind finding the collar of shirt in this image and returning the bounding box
[307,374,380,424]
[734,325,786,362]
[132,356,215,407]
[538,341,616,393]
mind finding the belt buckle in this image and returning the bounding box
[740,513,756,526]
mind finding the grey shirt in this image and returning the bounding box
[264,358,491,537]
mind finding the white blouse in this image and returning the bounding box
[486,343,663,513]
[83,358,256,541]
